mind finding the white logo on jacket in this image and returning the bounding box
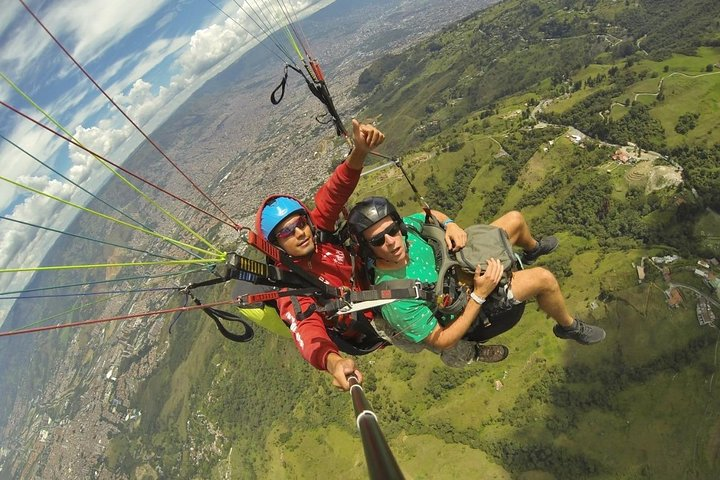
[322,249,345,264]
[286,312,304,349]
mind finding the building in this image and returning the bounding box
[708,274,720,300]
[653,255,680,264]
[662,267,672,283]
[696,298,716,326]
[694,269,709,279]
[612,149,631,163]
[666,288,683,308]
[636,265,646,283]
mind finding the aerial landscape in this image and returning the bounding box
[1,0,719,478]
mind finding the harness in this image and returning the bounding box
[184,216,523,348]
[411,217,523,319]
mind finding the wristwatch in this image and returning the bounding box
[470,292,486,305]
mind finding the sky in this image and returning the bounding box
[0,0,335,325]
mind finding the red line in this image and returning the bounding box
[0,299,237,338]
[1,100,238,230]
[19,0,240,230]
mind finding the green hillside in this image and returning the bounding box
[104,1,720,478]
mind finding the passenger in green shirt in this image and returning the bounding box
[347,197,606,365]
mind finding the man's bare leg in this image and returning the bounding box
[490,211,537,251]
[508,268,574,327]
[490,210,559,265]
[509,268,606,344]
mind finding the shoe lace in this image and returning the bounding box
[575,320,591,336]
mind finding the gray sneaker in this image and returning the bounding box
[521,236,559,265]
[472,344,509,363]
[553,319,606,345]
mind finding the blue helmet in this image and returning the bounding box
[258,196,307,239]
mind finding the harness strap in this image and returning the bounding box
[316,228,343,245]
[190,296,254,343]
[241,287,321,305]
[290,296,318,321]
[247,231,340,298]
[314,280,435,316]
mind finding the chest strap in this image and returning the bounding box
[317,280,436,316]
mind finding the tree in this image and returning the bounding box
[674,112,700,134]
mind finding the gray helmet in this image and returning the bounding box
[347,196,405,241]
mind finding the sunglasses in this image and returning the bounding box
[367,222,402,247]
[273,215,309,240]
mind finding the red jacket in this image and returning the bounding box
[255,161,369,370]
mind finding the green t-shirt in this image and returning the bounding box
[375,214,440,343]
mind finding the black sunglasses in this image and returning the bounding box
[367,222,402,247]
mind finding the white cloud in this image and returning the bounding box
[44,0,171,65]
[0,4,54,83]
[0,176,77,270]
[0,0,338,324]
[178,21,246,78]
[0,123,67,211]
[115,79,168,126]
[68,123,133,183]
[0,2,21,33]
[102,35,191,89]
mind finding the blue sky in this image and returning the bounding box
[0,0,334,324]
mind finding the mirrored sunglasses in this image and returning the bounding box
[274,215,309,240]
[367,222,402,247]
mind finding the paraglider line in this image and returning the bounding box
[0,298,238,338]
[229,0,295,62]
[0,286,177,300]
[0,215,178,261]
[0,98,236,241]
[18,0,240,230]
[0,132,154,233]
[205,0,293,65]
[0,171,221,257]
[0,268,206,297]
[27,294,122,330]
[0,258,223,274]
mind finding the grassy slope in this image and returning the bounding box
[261,0,720,477]
[108,1,720,478]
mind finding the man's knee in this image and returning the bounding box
[517,267,559,292]
[510,267,555,301]
[498,210,524,226]
[492,210,525,234]
[506,210,525,224]
[531,267,560,291]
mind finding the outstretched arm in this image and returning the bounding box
[326,353,363,391]
[312,120,385,230]
[346,119,385,170]
[277,296,363,390]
